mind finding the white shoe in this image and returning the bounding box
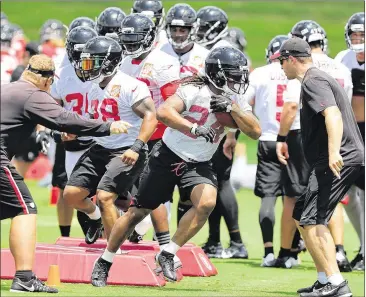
[261,253,276,267]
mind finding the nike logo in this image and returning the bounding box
[17,283,35,292]
[132,86,138,92]
[321,287,337,296]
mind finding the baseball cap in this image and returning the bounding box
[270,37,311,60]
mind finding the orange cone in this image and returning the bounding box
[46,265,61,287]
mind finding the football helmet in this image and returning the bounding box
[266,35,289,63]
[66,26,98,67]
[40,19,66,43]
[96,7,126,39]
[165,3,197,50]
[78,36,122,83]
[69,17,96,32]
[1,11,8,25]
[205,46,249,96]
[119,13,156,59]
[221,27,247,52]
[290,20,324,49]
[1,23,23,48]
[345,12,365,53]
[132,0,165,31]
[196,6,228,48]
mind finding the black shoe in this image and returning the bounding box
[156,251,177,282]
[85,218,102,244]
[91,257,112,287]
[274,256,293,269]
[300,280,352,297]
[201,240,223,258]
[10,273,58,293]
[129,230,143,243]
[350,252,364,270]
[297,280,326,294]
[222,241,249,259]
[336,250,353,272]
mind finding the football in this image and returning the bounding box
[215,112,238,128]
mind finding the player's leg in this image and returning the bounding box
[1,166,57,293]
[254,141,282,266]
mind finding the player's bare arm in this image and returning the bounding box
[230,103,261,140]
[322,106,344,179]
[121,97,158,166]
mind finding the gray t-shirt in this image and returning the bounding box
[300,67,364,167]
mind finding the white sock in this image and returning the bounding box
[164,241,181,255]
[328,273,344,286]
[101,249,116,263]
[88,206,101,220]
[317,272,328,284]
[116,248,122,255]
[160,244,168,252]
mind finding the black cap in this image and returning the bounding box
[25,41,40,56]
[270,37,311,60]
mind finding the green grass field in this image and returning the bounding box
[1,181,365,296]
[2,1,363,67]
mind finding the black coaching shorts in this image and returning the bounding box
[293,165,362,226]
[254,141,283,198]
[52,142,68,190]
[67,144,147,197]
[133,141,218,210]
[281,130,311,197]
[0,165,37,220]
[13,131,40,162]
[354,122,365,190]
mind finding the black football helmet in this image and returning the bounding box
[66,26,98,67]
[69,17,96,32]
[96,7,126,39]
[266,34,289,63]
[165,3,197,50]
[345,12,365,53]
[40,19,66,43]
[1,12,8,25]
[221,27,247,52]
[196,6,228,48]
[132,0,164,31]
[78,36,122,83]
[290,20,324,50]
[205,46,249,95]
[119,13,156,58]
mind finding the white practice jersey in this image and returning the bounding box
[52,48,67,71]
[312,53,353,101]
[88,71,151,149]
[0,54,18,84]
[160,42,209,78]
[50,64,93,141]
[335,49,365,72]
[163,84,251,162]
[244,62,300,141]
[58,52,71,69]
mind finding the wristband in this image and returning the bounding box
[51,131,62,143]
[130,139,145,153]
[190,123,198,135]
[276,135,287,142]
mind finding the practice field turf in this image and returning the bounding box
[1,181,364,296]
[2,1,363,68]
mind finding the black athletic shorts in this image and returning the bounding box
[293,164,362,226]
[255,141,283,198]
[67,144,147,197]
[52,142,68,190]
[13,131,40,162]
[354,122,365,190]
[281,130,311,197]
[133,141,218,210]
[0,165,37,220]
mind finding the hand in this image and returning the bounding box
[329,152,344,179]
[61,132,77,142]
[223,136,237,160]
[110,121,132,134]
[121,149,139,166]
[210,95,233,113]
[191,124,216,143]
[35,131,50,155]
[276,141,289,165]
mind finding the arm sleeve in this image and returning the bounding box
[175,85,200,111]
[303,77,337,114]
[24,91,111,136]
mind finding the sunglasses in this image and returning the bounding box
[279,56,289,65]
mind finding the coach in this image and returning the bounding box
[276,38,364,297]
[0,55,130,293]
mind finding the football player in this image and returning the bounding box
[118,13,180,255]
[91,46,260,286]
[63,36,157,245]
[335,12,365,271]
[95,7,126,41]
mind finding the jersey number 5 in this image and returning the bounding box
[276,85,286,122]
